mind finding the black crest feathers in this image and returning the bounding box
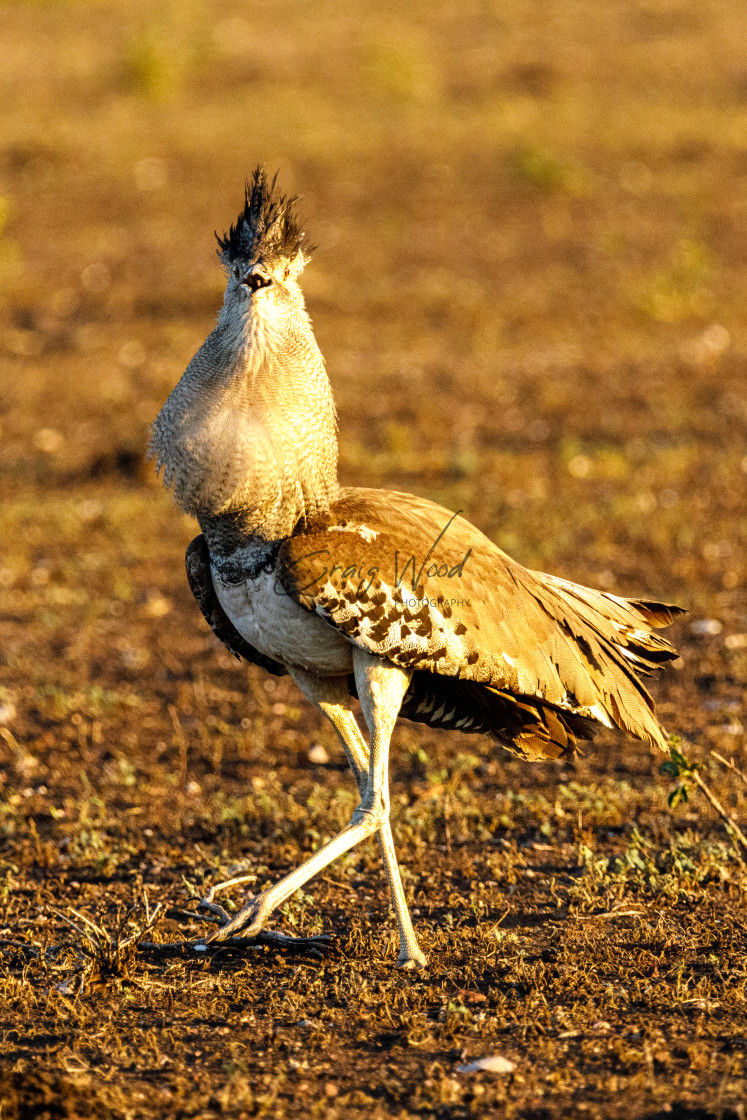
[216,166,310,268]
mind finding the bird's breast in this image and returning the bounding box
[211,565,354,676]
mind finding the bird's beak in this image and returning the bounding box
[241,267,272,294]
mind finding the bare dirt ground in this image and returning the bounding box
[1,1,746,1116]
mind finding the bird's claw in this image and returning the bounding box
[194,898,232,924]
[169,896,333,956]
[188,892,331,956]
[205,896,268,943]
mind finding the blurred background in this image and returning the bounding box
[2,0,747,871]
[2,0,746,578]
[1,0,747,833]
[0,1,746,1111]
[2,0,745,722]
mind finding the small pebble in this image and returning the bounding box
[33,428,64,454]
[456,1055,515,1074]
[308,743,330,764]
[690,618,722,636]
[0,703,16,725]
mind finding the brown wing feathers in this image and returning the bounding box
[279,487,683,759]
[185,487,682,763]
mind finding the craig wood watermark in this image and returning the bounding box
[278,509,472,605]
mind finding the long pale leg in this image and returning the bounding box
[190,672,370,932]
[350,653,426,967]
[291,666,426,968]
[205,803,387,942]
[206,659,426,966]
[288,671,369,796]
[205,666,392,945]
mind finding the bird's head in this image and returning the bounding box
[216,166,312,324]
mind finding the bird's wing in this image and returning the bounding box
[277,488,683,753]
[185,535,287,677]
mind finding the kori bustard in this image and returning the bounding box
[151,168,683,967]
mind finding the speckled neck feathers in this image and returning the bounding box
[150,297,339,555]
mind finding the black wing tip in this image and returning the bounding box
[628,599,688,628]
[185,532,209,572]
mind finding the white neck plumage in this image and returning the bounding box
[150,302,339,556]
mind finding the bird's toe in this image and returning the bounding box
[206,898,268,943]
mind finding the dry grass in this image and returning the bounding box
[1,0,746,1116]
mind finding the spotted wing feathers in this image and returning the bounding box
[278,488,683,759]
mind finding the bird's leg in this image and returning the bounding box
[204,806,391,945]
[287,670,369,798]
[203,665,425,966]
[291,666,426,967]
[352,650,426,969]
[374,815,426,968]
[205,783,386,945]
[204,672,388,944]
[186,672,366,947]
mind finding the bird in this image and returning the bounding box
[150,166,684,968]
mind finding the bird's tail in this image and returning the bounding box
[535,572,686,751]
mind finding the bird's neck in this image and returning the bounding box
[151,309,339,560]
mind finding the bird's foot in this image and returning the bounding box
[397,946,428,970]
[199,892,332,954]
[203,891,270,943]
[169,879,332,956]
